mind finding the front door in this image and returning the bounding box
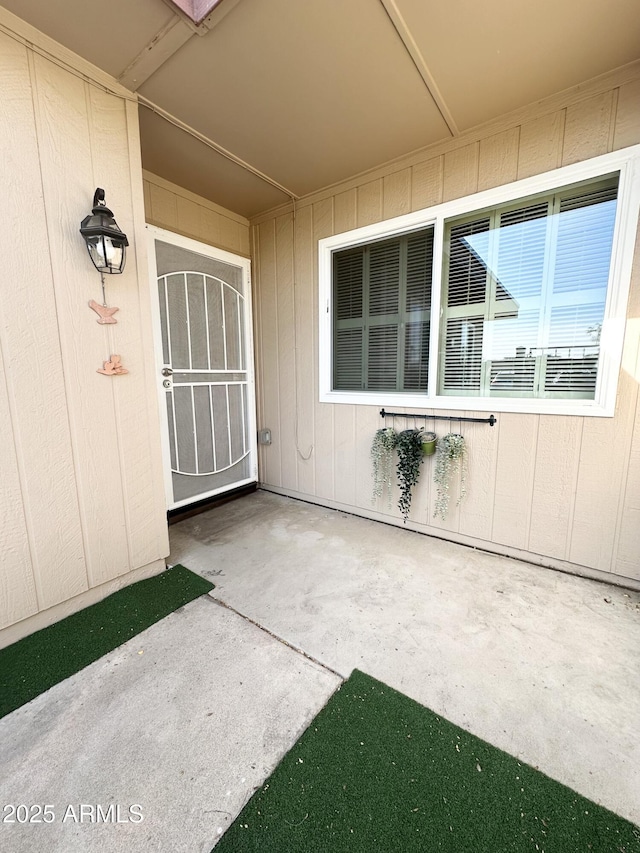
[148,227,257,510]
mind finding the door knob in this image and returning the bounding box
[161,367,173,376]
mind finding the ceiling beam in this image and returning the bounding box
[379,0,459,137]
[118,16,194,91]
[118,0,242,91]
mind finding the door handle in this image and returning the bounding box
[161,367,173,376]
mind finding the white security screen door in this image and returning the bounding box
[148,227,257,510]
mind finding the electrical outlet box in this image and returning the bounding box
[258,428,272,445]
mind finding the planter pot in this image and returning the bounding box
[421,431,437,456]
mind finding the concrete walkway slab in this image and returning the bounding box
[0,595,340,853]
[169,490,640,828]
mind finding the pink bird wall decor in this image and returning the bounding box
[89,299,119,324]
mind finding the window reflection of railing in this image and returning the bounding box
[490,357,535,391]
[513,344,599,359]
[490,345,599,394]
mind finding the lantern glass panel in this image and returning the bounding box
[86,235,126,274]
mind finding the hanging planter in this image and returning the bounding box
[371,427,397,508]
[433,433,467,520]
[396,429,424,522]
[421,430,437,457]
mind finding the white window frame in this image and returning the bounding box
[318,145,640,417]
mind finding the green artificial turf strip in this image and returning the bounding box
[0,564,213,719]
[214,669,640,853]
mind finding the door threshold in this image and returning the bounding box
[167,483,257,525]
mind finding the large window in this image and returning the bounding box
[319,148,640,416]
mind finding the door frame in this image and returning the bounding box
[146,224,258,510]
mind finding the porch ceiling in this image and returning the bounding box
[4,0,640,218]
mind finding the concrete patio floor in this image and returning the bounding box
[1,489,639,852]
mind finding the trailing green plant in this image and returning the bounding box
[371,427,397,508]
[433,433,467,520]
[395,429,424,522]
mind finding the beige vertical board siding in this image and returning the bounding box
[256,219,282,486]
[33,55,130,588]
[201,206,224,248]
[355,407,384,510]
[313,198,335,500]
[148,182,178,229]
[357,179,383,227]
[478,129,520,191]
[229,218,251,256]
[411,157,443,211]
[237,217,253,255]
[492,414,538,550]
[143,179,152,219]
[615,395,640,580]
[570,370,638,571]
[214,214,242,255]
[528,417,583,559]
[614,79,640,151]
[334,406,357,507]
[275,213,298,491]
[457,414,499,541]
[0,36,88,612]
[116,100,169,569]
[383,169,411,219]
[334,188,357,234]
[175,195,203,241]
[143,172,250,256]
[614,239,640,579]
[292,205,316,494]
[0,34,39,626]
[443,143,479,201]
[0,347,37,627]
[562,91,615,165]
[517,111,564,178]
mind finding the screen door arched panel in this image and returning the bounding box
[150,233,257,509]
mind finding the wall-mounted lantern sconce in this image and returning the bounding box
[79,188,129,275]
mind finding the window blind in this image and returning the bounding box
[333,228,434,392]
